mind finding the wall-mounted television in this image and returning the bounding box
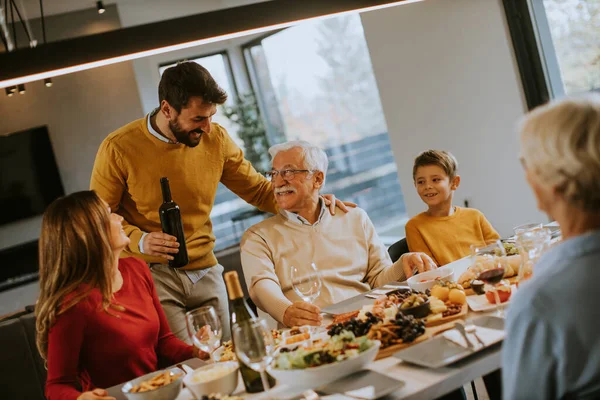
[0,126,65,226]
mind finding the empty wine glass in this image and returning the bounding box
[471,240,508,317]
[290,262,322,305]
[232,319,274,394]
[513,222,544,235]
[186,306,222,363]
[290,263,322,332]
[516,228,551,287]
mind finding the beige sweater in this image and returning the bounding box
[240,207,406,325]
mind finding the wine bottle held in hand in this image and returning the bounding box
[224,271,276,393]
[159,177,189,268]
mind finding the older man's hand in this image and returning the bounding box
[402,252,437,278]
[283,301,322,327]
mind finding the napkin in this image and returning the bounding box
[344,386,376,399]
[442,326,505,350]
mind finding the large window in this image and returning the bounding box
[540,0,600,95]
[158,16,409,251]
[244,14,407,236]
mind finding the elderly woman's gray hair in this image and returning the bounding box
[268,140,329,181]
[519,95,600,212]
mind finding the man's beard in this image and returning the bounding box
[169,118,203,148]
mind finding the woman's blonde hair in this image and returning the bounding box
[35,190,119,362]
[519,95,600,212]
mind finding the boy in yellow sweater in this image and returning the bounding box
[405,150,500,266]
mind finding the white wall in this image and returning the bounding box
[0,62,144,249]
[360,0,547,237]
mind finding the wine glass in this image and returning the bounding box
[232,319,275,394]
[290,262,322,305]
[513,222,544,235]
[471,240,508,317]
[185,306,222,363]
[516,228,551,287]
[290,262,322,332]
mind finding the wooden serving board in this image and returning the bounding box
[423,303,468,327]
[375,333,429,360]
[374,319,466,360]
[463,275,519,296]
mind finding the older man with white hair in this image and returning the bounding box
[240,140,437,327]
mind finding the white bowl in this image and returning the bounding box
[121,368,183,400]
[269,340,381,388]
[407,266,455,292]
[182,361,239,398]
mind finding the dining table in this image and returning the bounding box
[109,254,509,400]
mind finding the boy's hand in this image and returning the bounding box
[401,252,437,278]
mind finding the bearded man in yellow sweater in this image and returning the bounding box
[90,62,349,342]
[240,140,437,328]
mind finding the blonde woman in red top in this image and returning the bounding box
[35,191,206,400]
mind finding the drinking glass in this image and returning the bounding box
[516,227,551,287]
[290,262,322,305]
[232,319,274,394]
[186,306,222,363]
[471,240,508,317]
[513,222,544,235]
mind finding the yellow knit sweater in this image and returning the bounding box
[405,207,500,266]
[90,117,277,269]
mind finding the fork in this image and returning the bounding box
[465,324,486,348]
[454,322,475,351]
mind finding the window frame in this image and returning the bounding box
[502,0,574,109]
[157,50,240,101]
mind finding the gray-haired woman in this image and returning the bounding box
[502,95,600,399]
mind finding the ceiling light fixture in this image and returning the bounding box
[44,77,52,87]
[5,87,14,97]
[97,1,105,14]
[17,83,25,94]
[0,0,422,89]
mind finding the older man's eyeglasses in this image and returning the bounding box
[265,169,313,181]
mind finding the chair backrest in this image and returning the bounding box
[0,315,46,399]
[388,238,409,263]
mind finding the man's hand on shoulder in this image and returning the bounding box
[401,252,437,278]
[142,231,180,261]
[321,194,357,215]
[283,301,322,327]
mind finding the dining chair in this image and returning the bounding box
[387,237,409,263]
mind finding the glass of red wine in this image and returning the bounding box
[471,240,508,317]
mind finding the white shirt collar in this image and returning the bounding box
[281,197,327,226]
[147,108,175,144]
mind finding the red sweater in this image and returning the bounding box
[45,257,194,400]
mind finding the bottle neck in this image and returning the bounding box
[160,178,172,202]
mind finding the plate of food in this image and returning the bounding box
[269,331,380,388]
[122,367,184,400]
[406,266,455,292]
[327,296,428,360]
[466,281,514,312]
